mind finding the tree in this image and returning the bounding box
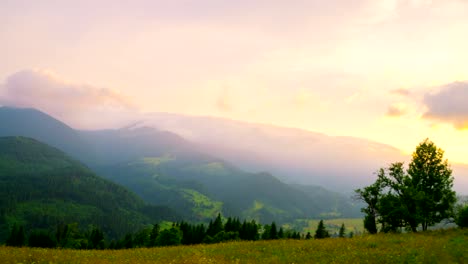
[6,224,26,247]
[88,227,105,249]
[207,213,223,237]
[278,227,284,239]
[456,205,468,228]
[338,223,346,238]
[28,230,56,248]
[156,227,182,246]
[305,232,312,239]
[269,222,278,240]
[356,139,457,233]
[149,223,160,247]
[314,220,329,239]
[407,139,456,231]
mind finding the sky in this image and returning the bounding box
[1,0,468,164]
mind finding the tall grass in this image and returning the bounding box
[1,228,466,264]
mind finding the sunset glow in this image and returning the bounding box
[1,0,468,164]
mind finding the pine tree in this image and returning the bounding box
[149,223,160,247]
[269,222,278,240]
[278,227,284,239]
[314,220,329,239]
[305,232,312,239]
[338,223,346,238]
[207,213,223,237]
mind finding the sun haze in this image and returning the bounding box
[1,0,468,164]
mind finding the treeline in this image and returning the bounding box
[4,214,309,249]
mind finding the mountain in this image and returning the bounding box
[0,136,176,241]
[140,112,468,193]
[0,107,88,158]
[0,107,360,223]
[80,127,361,223]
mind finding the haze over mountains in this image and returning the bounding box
[1,106,467,195]
[0,107,362,224]
[141,112,468,193]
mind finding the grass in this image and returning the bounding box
[1,228,466,263]
[299,218,365,235]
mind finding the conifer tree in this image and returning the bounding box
[338,223,346,238]
[314,220,329,239]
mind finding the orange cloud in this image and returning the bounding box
[386,103,407,117]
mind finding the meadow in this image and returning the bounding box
[1,228,466,264]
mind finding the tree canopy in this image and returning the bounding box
[356,139,456,233]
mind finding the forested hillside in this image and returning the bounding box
[0,136,176,241]
[0,107,361,223]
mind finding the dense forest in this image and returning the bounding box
[0,136,177,241]
[0,107,361,224]
[5,213,343,249]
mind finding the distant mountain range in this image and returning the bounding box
[0,136,176,241]
[0,107,362,224]
[140,112,468,193]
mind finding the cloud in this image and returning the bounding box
[390,88,410,97]
[386,103,407,117]
[423,81,468,129]
[0,69,138,129]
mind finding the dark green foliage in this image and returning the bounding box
[456,205,468,228]
[356,139,457,233]
[156,228,182,246]
[6,224,25,247]
[88,227,105,249]
[0,136,176,241]
[207,213,223,237]
[269,222,278,240]
[305,232,312,239]
[339,223,345,238]
[148,224,160,247]
[0,107,361,225]
[278,227,284,239]
[28,230,56,248]
[363,214,378,234]
[239,220,260,241]
[314,220,329,239]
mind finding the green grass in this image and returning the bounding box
[1,228,466,263]
[298,218,365,235]
[180,188,223,218]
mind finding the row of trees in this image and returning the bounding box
[355,139,460,233]
[7,214,350,249]
[5,216,354,249]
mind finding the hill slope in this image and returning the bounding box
[0,136,176,241]
[0,107,361,223]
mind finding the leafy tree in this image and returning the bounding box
[338,223,346,238]
[314,220,329,239]
[156,227,182,246]
[305,232,312,239]
[407,139,456,231]
[356,139,456,233]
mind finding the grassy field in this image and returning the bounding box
[1,228,466,264]
[286,218,364,236]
